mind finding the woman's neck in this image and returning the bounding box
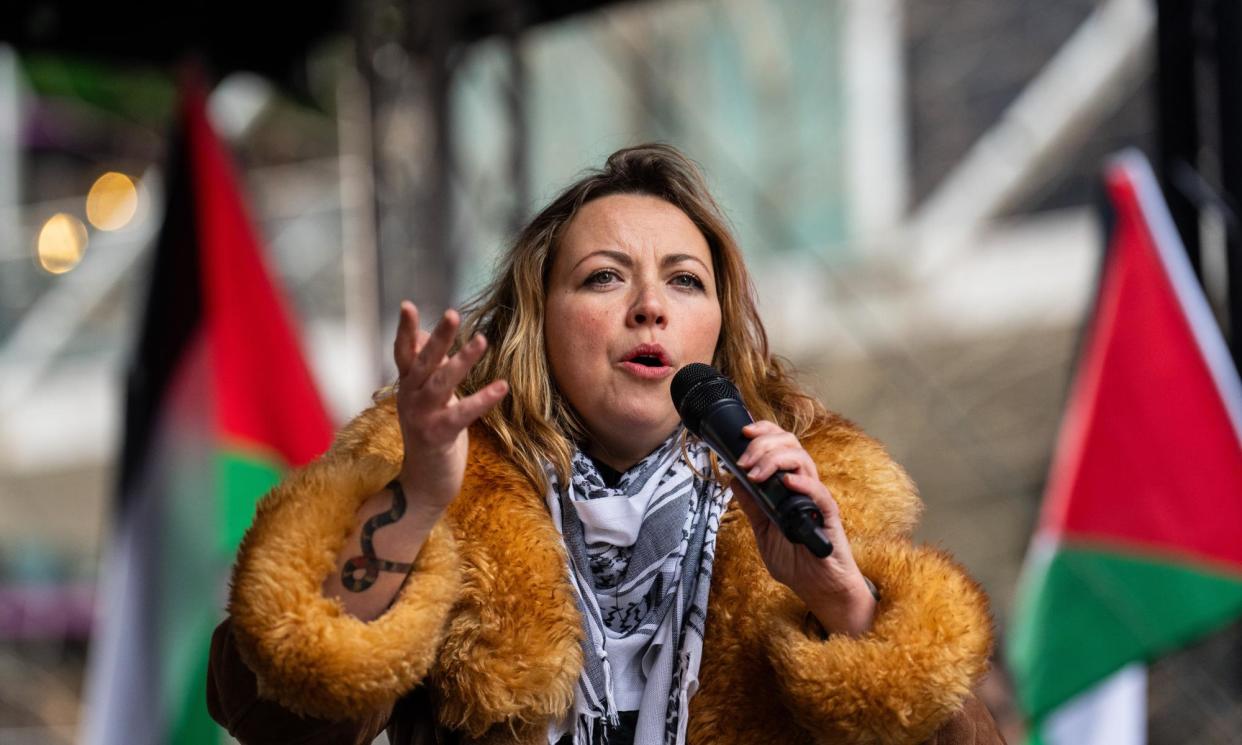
[584,427,677,474]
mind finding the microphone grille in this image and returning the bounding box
[671,363,742,433]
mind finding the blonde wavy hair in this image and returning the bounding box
[429,144,825,491]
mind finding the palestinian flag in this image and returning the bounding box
[80,77,334,745]
[1007,151,1242,744]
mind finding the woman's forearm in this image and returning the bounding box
[321,480,445,621]
[323,302,504,621]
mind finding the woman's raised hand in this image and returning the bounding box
[320,303,507,617]
[393,302,508,514]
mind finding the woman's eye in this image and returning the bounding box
[671,273,705,290]
[585,269,620,286]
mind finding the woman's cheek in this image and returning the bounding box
[578,309,611,347]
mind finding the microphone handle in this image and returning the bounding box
[696,400,833,558]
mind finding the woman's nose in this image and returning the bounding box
[628,286,667,327]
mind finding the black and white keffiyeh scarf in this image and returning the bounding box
[545,429,731,745]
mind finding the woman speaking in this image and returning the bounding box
[207,144,1003,744]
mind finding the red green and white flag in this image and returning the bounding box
[80,76,334,745]
[1007,151,1242,745]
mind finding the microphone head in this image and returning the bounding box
[671,363,742,434]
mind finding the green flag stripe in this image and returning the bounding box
[152,411,220,743]
[217,448,285,554]
[169,617,222,745]
[1007,543,1242,719]
[160,448,284,742]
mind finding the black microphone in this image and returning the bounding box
[671,363,832,558]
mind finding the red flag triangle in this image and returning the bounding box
[1041,152,1242,572]
[182,77,334,466]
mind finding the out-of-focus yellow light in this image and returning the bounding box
[85,171,138,231]
[37,213,89,274]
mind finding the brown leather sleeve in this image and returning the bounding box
[206,618,393,745]
[920,694,1008,745]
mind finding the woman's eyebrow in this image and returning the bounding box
[571,249,633,271]
[662,253,711,273]
[569,250,710,273]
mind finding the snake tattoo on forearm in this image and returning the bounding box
[340,479,415,592]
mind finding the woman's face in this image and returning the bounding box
[545,193,722,468]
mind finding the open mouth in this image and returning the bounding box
[620,344,672,378]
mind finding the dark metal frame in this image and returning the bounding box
[1156,0,1242,374]
[353,0,623,357]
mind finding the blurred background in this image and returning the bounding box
[0,0,1239,743]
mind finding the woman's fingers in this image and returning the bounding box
[737,423,801,466]
[419,334,488,408]
[442,380,509,432]
[732,470,839,535]
[405,376,506,448]
[404,309,460,389]
[741,420,782,437]
[780,471,841,522]
[393,302,420,376]
[737,430,816,481]
[737,421,821,480]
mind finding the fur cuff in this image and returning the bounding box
[762,539,993,745]
[228,450,462,719]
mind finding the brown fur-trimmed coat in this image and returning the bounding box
[208,398,1003,744]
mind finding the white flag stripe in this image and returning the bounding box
[1041,663,1146,745]
[79,486,163,745]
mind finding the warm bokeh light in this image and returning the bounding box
[85,171,138,231]
[36,213,89,274]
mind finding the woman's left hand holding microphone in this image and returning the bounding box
[731,420,877,637]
